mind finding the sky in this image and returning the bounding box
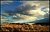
[1,1,49,24]
[1,1,23,11]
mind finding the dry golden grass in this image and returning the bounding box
[0,23,49,32]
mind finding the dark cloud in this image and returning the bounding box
[2,1,49,16]
[44,13,49,18]
[14,4,37,16]
[4,4,36,16]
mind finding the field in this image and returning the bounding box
[0,23,49,32]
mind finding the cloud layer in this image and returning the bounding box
[1,1,49,24]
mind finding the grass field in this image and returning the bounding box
[0,23,49,32]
